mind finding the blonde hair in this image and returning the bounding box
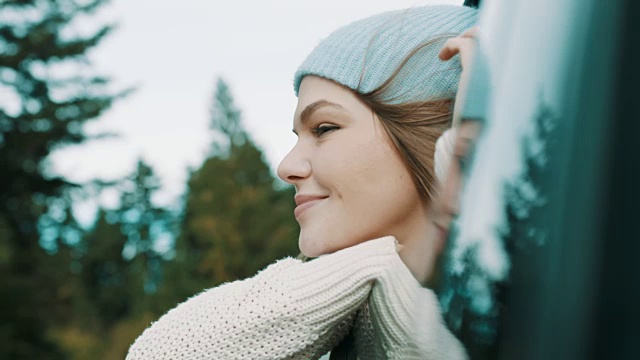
[357,36,459,203]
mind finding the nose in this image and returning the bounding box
[277,142,311,186]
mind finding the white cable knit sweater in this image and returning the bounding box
[126,237,467,360]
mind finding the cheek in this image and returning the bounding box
[353,136,416,200]
[308,132,358,186]
[298,137,389,251]
[322,131,418,221]
[441,164,461,215]
[300,127,422,256]
[317,132,393,199]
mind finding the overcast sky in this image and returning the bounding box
[50,0,463,214]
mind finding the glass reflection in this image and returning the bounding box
[439,96,559,355]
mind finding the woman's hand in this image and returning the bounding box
[439,27,478,68]
[439,27,479,126]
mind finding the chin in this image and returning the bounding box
[298,238,322,258]
[298,231,332,258]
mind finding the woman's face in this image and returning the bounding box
[433,120,482,236]
[277,75,428,257]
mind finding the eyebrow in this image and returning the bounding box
[292,100,344,134]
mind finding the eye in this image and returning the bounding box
[456,143,477,174]
[311,124,339,137]
[457,154,468,173]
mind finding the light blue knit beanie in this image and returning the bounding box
[293,5,479,103]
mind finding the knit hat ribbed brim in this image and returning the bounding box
[293,5,479,103]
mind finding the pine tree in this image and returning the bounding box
[81,208,131,328]
[0,0,126,357]
[209,78,246,157]
[60,160,173,358]
[116,159,171,316]
[171,78,298,299]
[0,0,126,253]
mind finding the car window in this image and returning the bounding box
[437,0,638,358]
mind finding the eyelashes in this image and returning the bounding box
[311,124,339,137]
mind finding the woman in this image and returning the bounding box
[127,5,478,360]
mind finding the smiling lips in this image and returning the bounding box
[294,194,328,219]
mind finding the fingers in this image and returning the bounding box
[438,27,479,63]
[438,26,479,61]
[438,38,476,67]
[438,38,471,60]
[443,27,480,127]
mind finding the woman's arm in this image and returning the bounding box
[126,237,400,360]
[361,252,468,360]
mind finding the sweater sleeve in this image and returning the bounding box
[365,248,468,360]
[126,236,400,360]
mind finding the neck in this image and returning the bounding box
[394,204,440,285]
